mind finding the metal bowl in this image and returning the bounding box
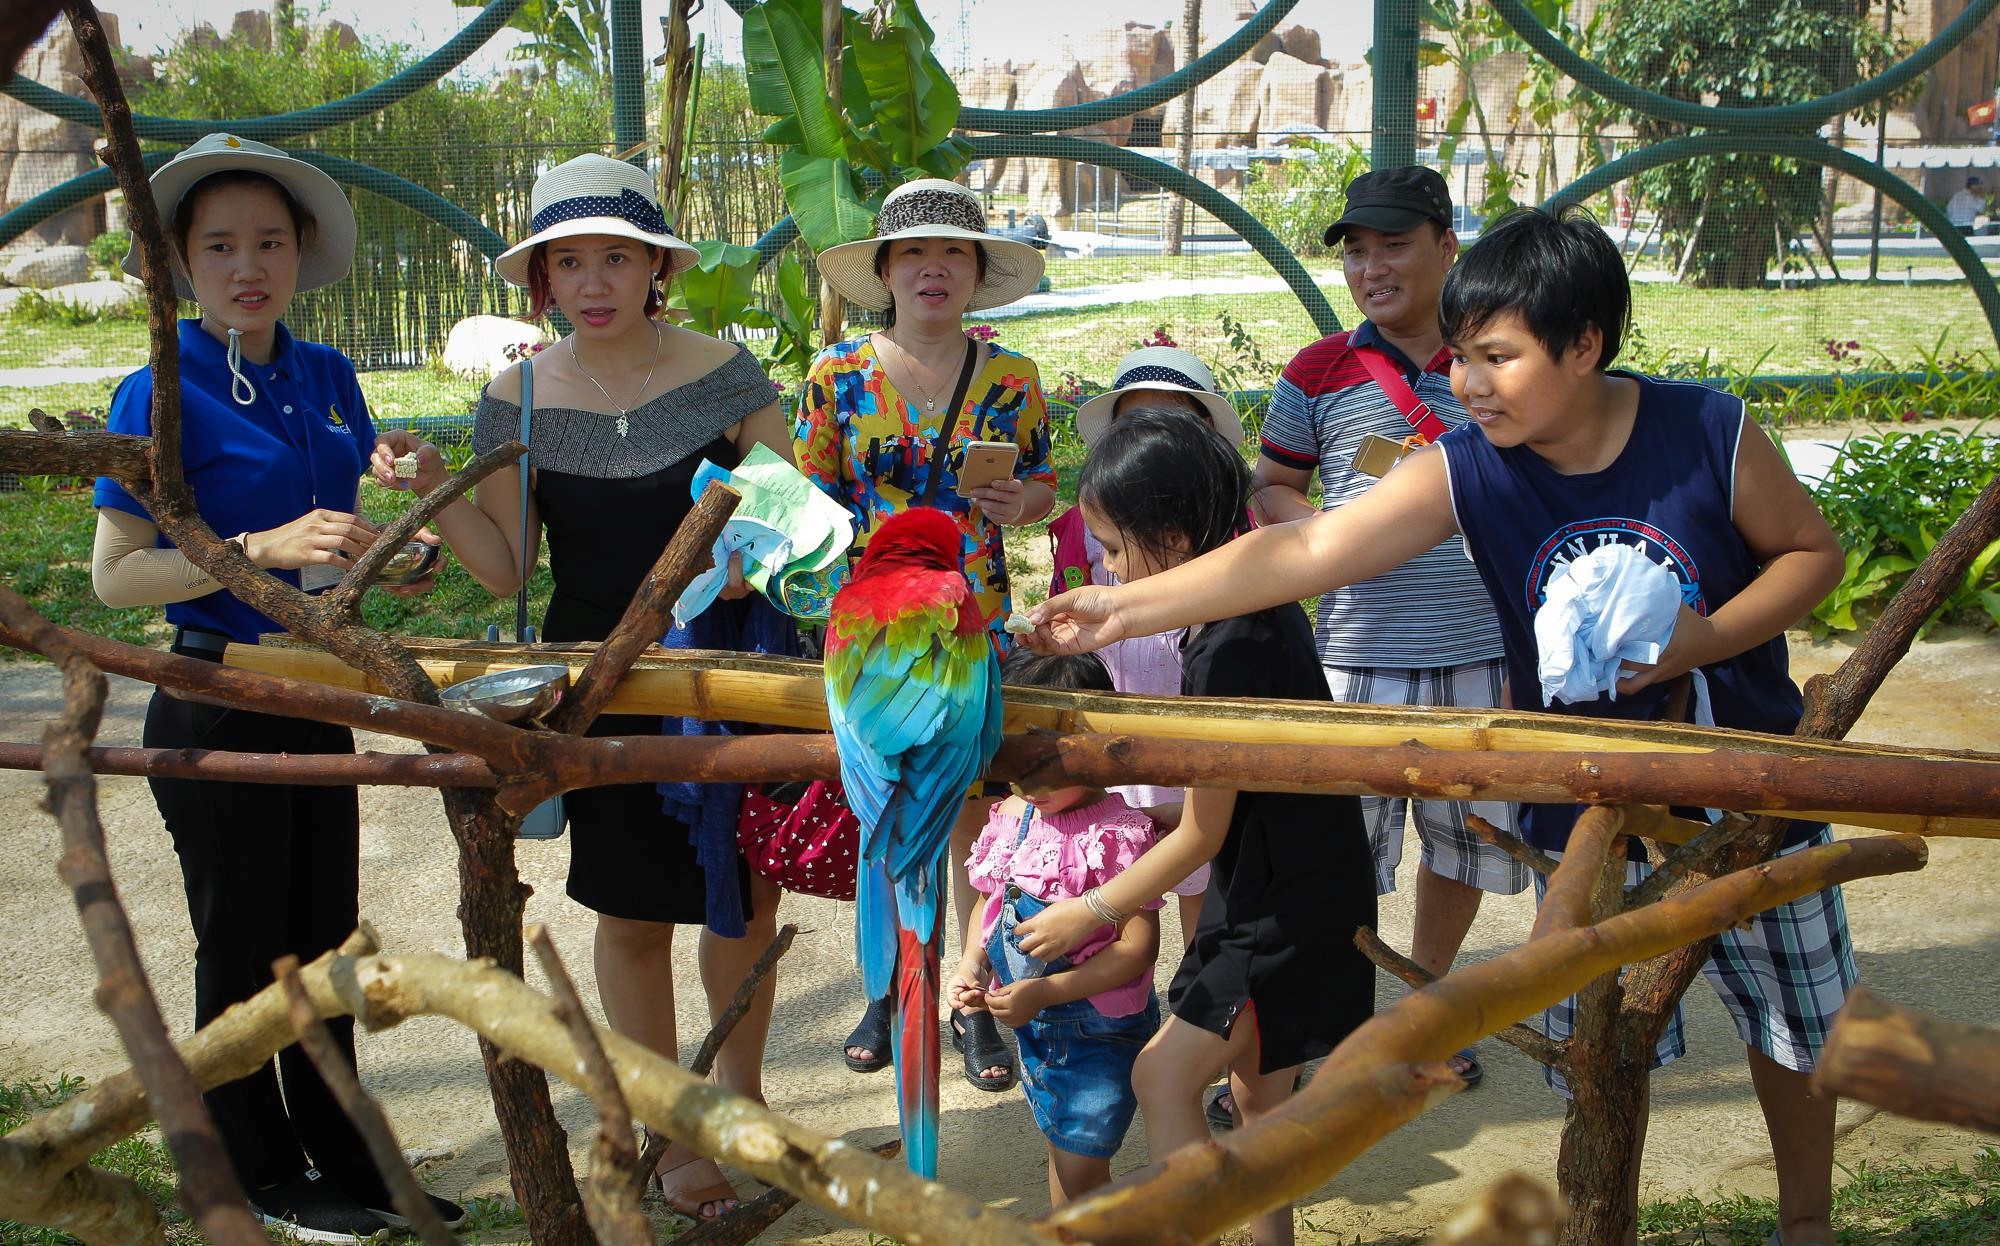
[438,664,571,724]
[376,540,441,586]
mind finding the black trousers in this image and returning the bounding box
[144,661,376,1195]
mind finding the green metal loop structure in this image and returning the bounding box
[5,0,1997,364]
[0,0,526,143]
[713,0,1305,135]
[1489,0,2000,133]
[1490,0,2000,350]
[1544,134,2000,339]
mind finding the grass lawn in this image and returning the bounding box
[5,264,1997,430]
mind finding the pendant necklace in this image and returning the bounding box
[571,323,661,437]
[890,335,962,415]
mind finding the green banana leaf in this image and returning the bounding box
[781,152,882,254]
[741,0,844,160]
[669,240,764,338]
[843,1,959,166]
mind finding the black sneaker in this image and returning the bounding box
[250,1169,389,1243]
[367,1192,467,1232]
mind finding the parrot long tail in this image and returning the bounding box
[855,856,897,1004]
[891,857,945,1178]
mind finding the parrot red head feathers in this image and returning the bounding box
[852,507,963,577]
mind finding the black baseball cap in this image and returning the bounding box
[1323,166,1454,245]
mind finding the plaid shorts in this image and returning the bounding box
[1323,659,1531,897]
[1535,827,1858,1096]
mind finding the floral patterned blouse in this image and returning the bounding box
[795,335,1056,647]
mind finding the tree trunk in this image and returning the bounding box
[443,788,591,1246]
[1163,0,1200,258]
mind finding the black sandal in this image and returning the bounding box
[949,1007,1016,1092]
[842,993,893,1074]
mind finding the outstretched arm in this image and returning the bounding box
[1029,447,1459,653]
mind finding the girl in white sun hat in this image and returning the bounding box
[373,152,793,1223]
[90,131,459,1240]
[796,177,1056,1093]
[1053,346,1251,947]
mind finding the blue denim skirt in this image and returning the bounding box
[990,888,1160,1158]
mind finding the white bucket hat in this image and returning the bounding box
[815,178,1044,313]
[495,154,700,287]
[122,133,357,301]
[1074,346,1245,447]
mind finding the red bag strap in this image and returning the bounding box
[1354,345,1451,445]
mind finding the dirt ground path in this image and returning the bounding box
[2,632,1997,1242]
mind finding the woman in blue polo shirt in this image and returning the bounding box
[89,134,459,1241]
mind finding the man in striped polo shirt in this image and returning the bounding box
[1251,167,1528,1087]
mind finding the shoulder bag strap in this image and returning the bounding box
[515,358,534,642]
[920,337,984,509]
[1354,345,1451,445]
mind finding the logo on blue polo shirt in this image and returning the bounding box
[325,401,352,435]
[1525,517,1707,615]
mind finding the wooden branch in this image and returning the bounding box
[321,441,525,620]
[1812,986,2000,1134]
[1042,834,1928,1245]
[0,741,500,787]
[549,480,739,736]
[0,428,154,495]
[8,930,380,1180]
[1800,474,2000,741]
[0,1154,168,1246]
[1352,927,1566,1069]
[62,0,183,507]
[670,1140,902,1246]
[1622,813,1755,912]
[1465,813,1559,877]
[526,927,652,1246]
[689,923,796,1079]
[9,614,2000,827]
[0,612,542,767]
[1532,806,1625,937]
[275,957,457,1246]
[1427,1172,1564,1246]
[0,583,264,1245]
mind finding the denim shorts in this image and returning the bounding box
[989,889,1160,1158]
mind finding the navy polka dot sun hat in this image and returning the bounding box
[495,154,699,288]
[1074,346,1245,447]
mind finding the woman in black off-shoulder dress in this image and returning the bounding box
[372,154,793,1222]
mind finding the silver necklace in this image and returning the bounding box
[889,335,963,414]
[570,324,661,437]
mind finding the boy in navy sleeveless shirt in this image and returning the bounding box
[1031,207,1851,1246]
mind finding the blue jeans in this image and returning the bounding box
[989,888,1158,1158]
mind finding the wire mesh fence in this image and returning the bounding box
[2,0,1997,438]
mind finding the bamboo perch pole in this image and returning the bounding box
[226,636,2000,770]
[7,617,2000,832]
[1812,986,2000,1135]
[1040,833,1929,1245]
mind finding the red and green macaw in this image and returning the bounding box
[824,507,1004,1179]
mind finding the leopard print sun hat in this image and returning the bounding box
[814,178,1044,313]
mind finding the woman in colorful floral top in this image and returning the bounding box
[798,177,1055,1093]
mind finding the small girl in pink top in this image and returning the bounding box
[1050,346,1251,936]
[949,650,1163,1204]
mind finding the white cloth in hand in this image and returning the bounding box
[1535,543,1683,706]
